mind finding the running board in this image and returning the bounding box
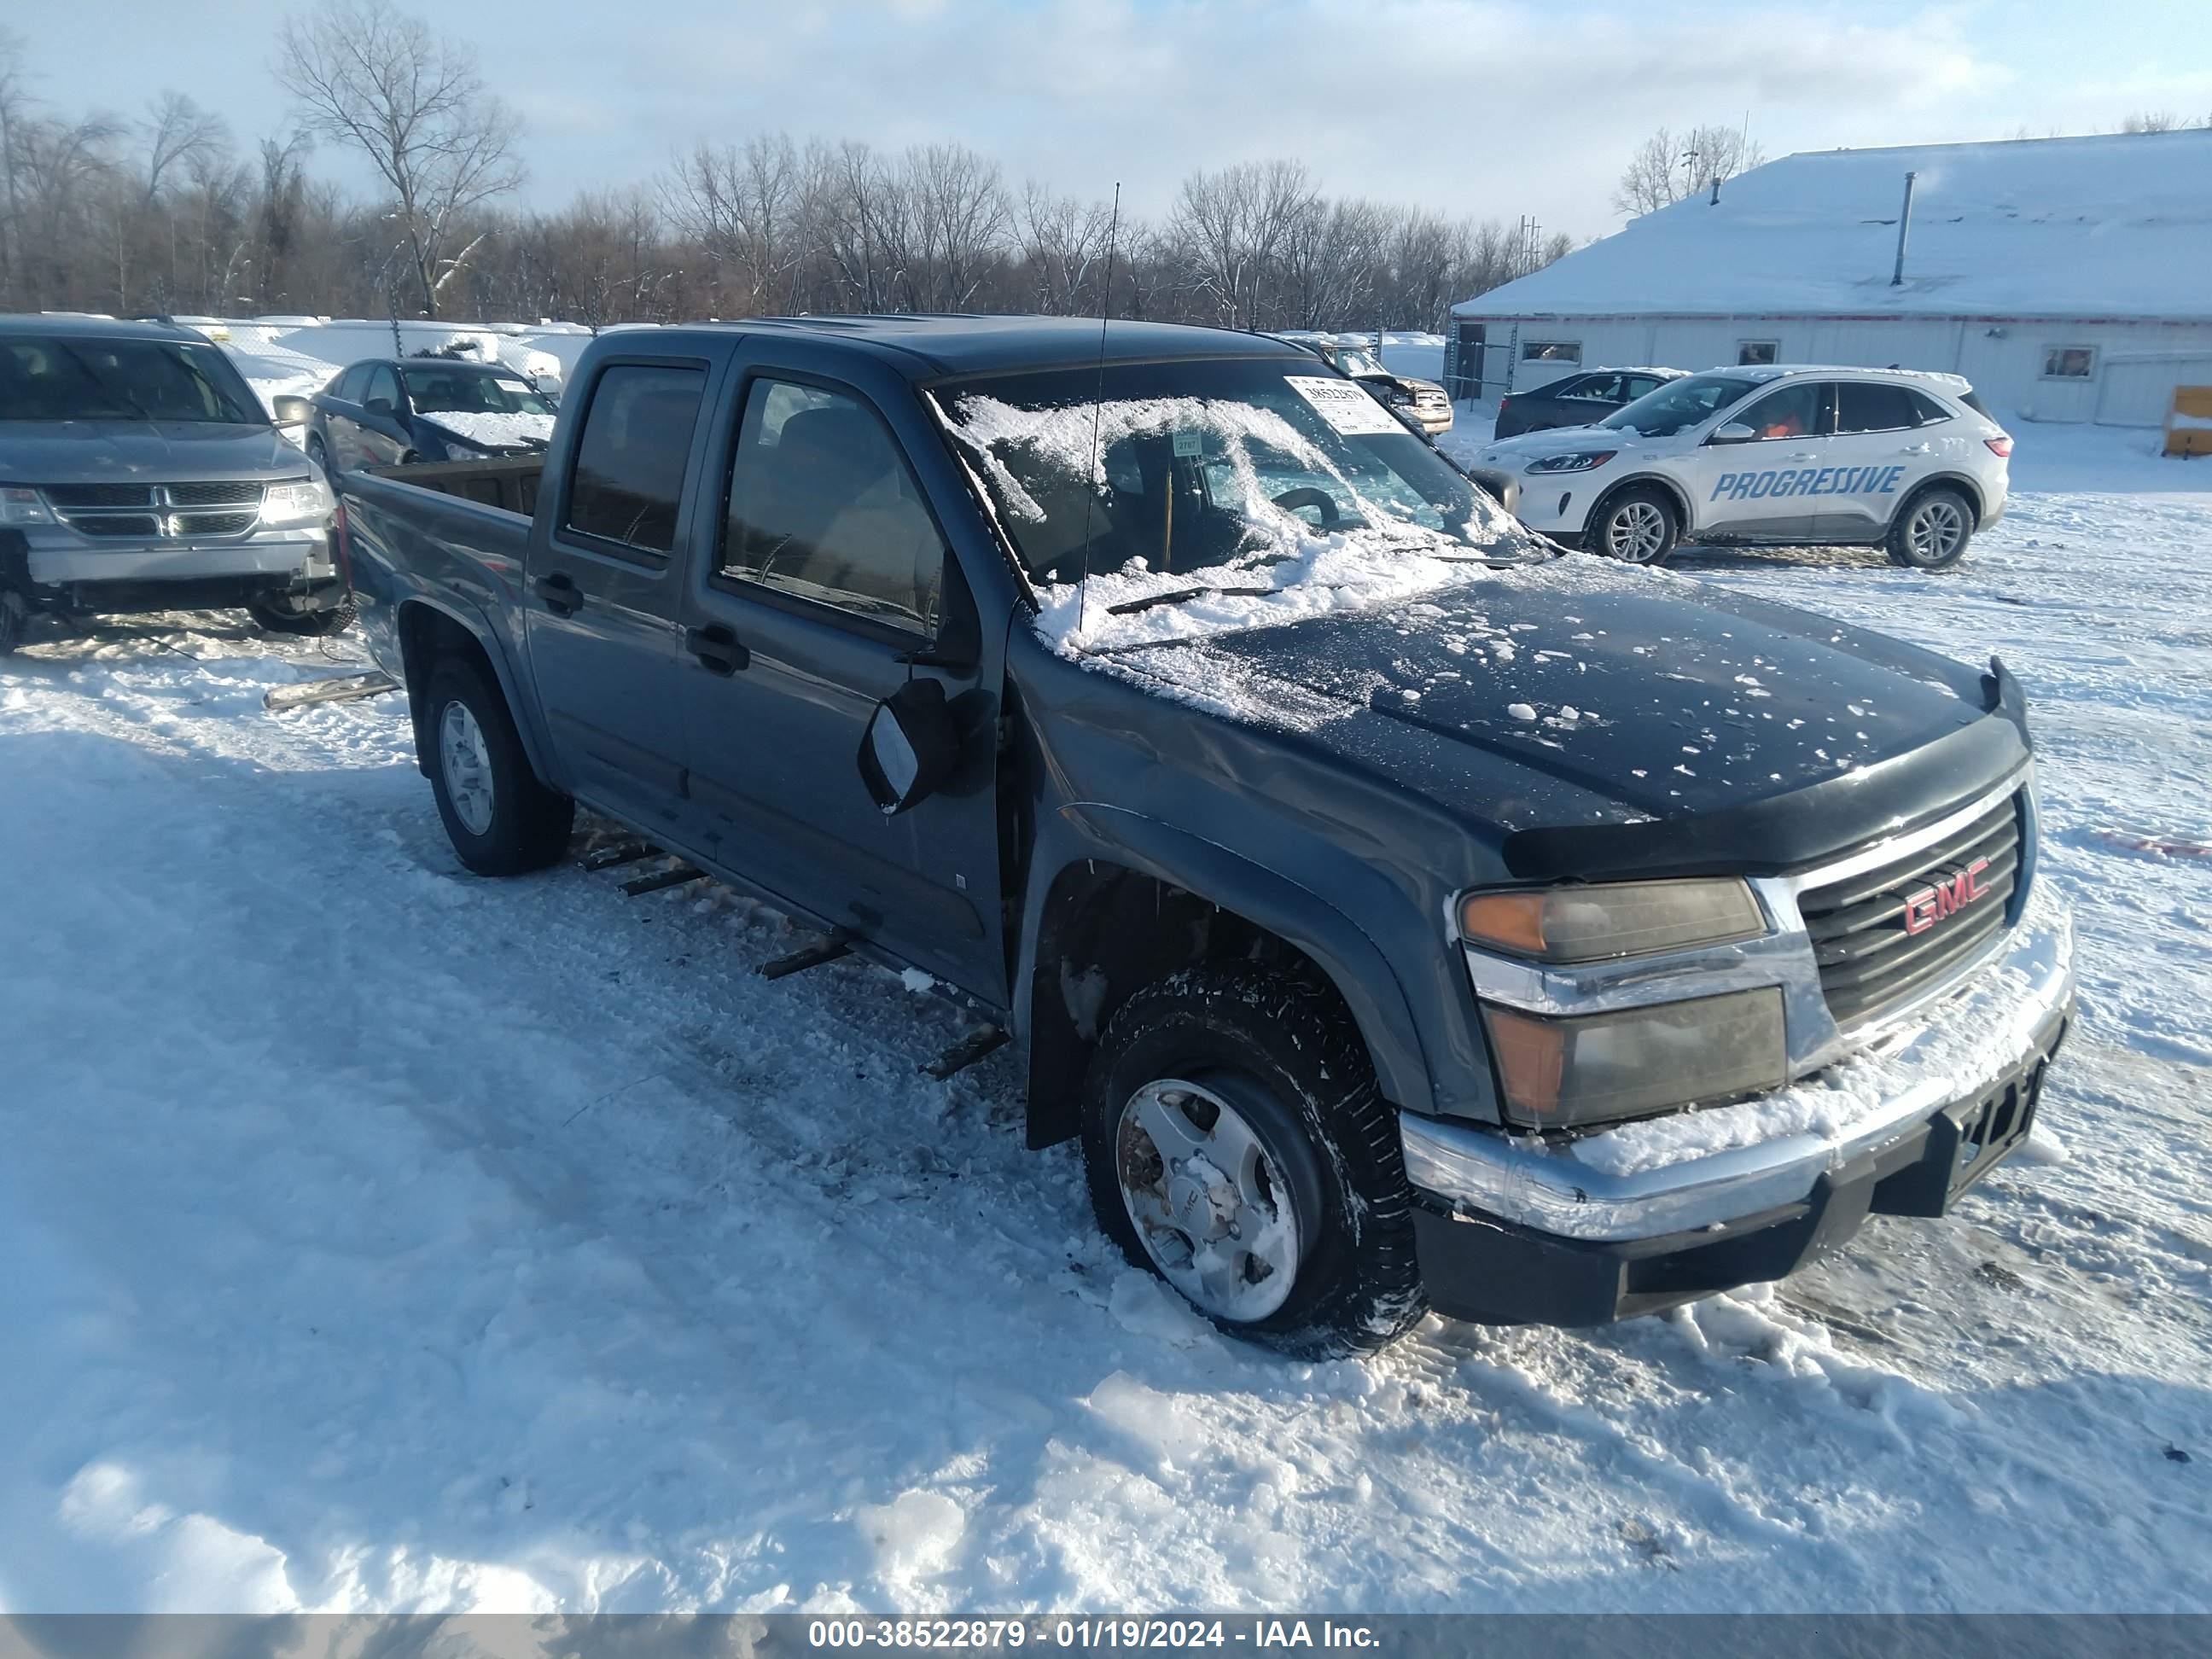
[759,931,854,980]
[582,840,659,871]
[923,1025,1009,1080]
[620,864,708,897]
[262,670,399,712]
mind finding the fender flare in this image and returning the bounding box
[394,592,558,785]
[1016,802,1437,1122]
[1587,472,1694,538]
[1887,470,1988,529]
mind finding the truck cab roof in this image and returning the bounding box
[649,314,1313,380]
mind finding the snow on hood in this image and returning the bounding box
[1032,521,1542,657]
[420,410,556,451]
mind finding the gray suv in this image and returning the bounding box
[0,315,348,653]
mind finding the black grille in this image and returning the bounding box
[1798,792,2023,1029]
[44,483,155,508]
[166,480,264,506]
[70,513,161,538]
[178,509,257,535]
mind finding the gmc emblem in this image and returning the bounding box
[1903,857,1994,934]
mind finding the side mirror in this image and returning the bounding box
[271,394,311,428]
[365,397,395,417]
[859,678,963,816]
[1708,422,1757,445]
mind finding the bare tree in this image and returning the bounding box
[1614,124,1765,217]
[1015,182,1115,313]
[1169,159,1318,329]
[274,0,522,317]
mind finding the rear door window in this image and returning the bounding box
[1905,388,1954,425]
[719,376,945,634]
[562,362,707,557]
[1835,382,1924,434]
[1560,373,1622,403]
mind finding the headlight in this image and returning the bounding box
[1458,879,1766,963]
[259,476,334,528]
[0,486,54,526]
[1483,989,1787,1128]
[1524,451,1617,474]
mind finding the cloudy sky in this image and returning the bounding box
[14,0,2210,238]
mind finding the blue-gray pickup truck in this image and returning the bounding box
[334,316,2075,1355]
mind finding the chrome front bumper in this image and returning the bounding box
[1401,894,2075,1243]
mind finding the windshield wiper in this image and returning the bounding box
[1106,584,1278,616]
[50,341,155,422]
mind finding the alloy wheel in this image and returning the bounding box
[1114,1078,1303,1321]
[439,700,496,836]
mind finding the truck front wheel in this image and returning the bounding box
[1080,968,1428,1357]
[424,655,573,876]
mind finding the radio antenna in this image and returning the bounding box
[1074,181,1122,637]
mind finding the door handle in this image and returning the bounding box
[685,623,749,675]
[533,572,582,615]
[1781,451,1819,461]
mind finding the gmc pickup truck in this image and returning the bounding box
[0,314,348,652]
[335,316,2075,1356]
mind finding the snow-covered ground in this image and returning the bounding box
[4,432,2211,1614]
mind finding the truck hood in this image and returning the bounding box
[1108,571,2015,871]
[0,420,304,482]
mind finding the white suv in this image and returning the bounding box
[1471,365,2012,568]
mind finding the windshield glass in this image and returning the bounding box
[402,364,556,416]
[0,336,265,424]
[1600,373,1757,438]
[934,355,1541,649]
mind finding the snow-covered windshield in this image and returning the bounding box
[1600,373,1758,438]
[1328,348,1388,378]
[402,364,556,417]
[934,358,1538,651]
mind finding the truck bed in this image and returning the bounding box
[364,454,544,518]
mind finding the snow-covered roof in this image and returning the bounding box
[1457,131,2212,323]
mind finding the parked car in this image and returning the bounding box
[1282,337,1453,436]
[306,357,559,474]
[0,314,347,652]
[1493,367,1687,438]
[1472,364,2012,568]
[333,317,2072,1356]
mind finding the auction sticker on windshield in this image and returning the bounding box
[1285,375,1402,436]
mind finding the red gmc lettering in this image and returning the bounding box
[1903,856,1994,934]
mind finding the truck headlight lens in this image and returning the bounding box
[1459,879,1765,963]
[260,477,334,528]
[0,486,53,526]
[1525,451,1617,474]
[1483,988,1787,1127]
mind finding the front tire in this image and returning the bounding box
[1592,486,1679,566]
[1080,967,1427,1357]
[423,655,573,876]
[1887,486,1974,569]
[0,590,27,655]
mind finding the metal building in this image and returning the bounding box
[1447,130,2212,428]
